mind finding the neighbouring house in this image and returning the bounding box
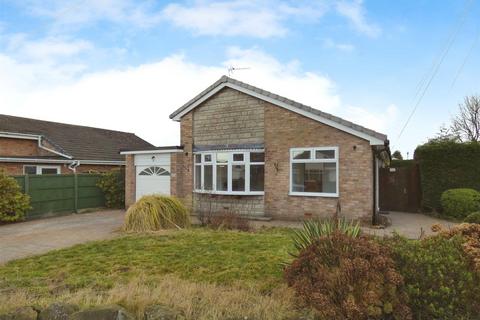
[122,76,390,221]
[0,114,153,175]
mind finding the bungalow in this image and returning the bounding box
[0,114,153,175]
[122,76,390,221]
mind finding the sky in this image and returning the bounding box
[0,0,479,157]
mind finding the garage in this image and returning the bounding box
[134,153,171,200]
[121,146,183,207]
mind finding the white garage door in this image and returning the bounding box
[135,153,171,200]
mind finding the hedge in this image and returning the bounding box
[414,141,480,211]
[390,159,416,168]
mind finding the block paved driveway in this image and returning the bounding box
[0,210,125,265]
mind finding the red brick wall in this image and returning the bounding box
[180,113,194,209]
[264,103,373,220]
[75,164,122,173]
[0,137,53,157]
[125,155,136,208]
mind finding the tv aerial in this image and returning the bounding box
[227,66,250,76]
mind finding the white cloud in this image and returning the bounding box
[162,0,380,39]
[162,1,285,38]
[23,0,163,28]
[323,38,355,52]
[17,0,380,39]
[0,47,393,146]
[345,104,398,133]
[5,35,93,61]
[335,0,381,38]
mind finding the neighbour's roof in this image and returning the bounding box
[169,75,387,144]
[0,114,153,161]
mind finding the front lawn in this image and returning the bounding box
[0,228,301,319]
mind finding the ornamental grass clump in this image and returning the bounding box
[123,195,190,232]
[290,218,360,255]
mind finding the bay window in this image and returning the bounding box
[290,147,338,197]
[194,151,264,195]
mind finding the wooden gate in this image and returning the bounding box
[379,163,421,213]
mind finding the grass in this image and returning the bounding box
[0,228,301,319]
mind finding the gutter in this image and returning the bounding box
[120,149,183,155]
[0,157,125,165]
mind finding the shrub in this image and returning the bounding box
[0,171,31,222]
[440,188,480,219]
[208,212,251,231]
[415,141,480,211]
[387,234,480,319]
[124,195,189,232]
[432,223,480,272]
[464,211,480,224]
[284,232,411,320]
[96,169,125,208]
[291,218,360,254]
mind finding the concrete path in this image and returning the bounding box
[250,211,458,239]
[366,211,458,239]
[0,210,125,264]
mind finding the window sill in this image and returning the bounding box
[289,192,339,198]
[194,190,264,196]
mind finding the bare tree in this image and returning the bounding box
[429,124,459,143]
[451,95,480,142]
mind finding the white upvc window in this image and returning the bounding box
[290,147,339,197]
[194,150,265,195]
[23,165,61,175]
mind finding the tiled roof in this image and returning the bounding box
[169,76,387,142]
[0,115,153,161]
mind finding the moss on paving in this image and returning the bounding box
[0,228,293,295]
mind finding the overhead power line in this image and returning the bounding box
[397,0,475,140]
[450,22,480,89]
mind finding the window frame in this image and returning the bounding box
[289,146,339,197]
[23,165,61,175]
[193,150,265,196]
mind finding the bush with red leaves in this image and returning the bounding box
[284,232,411,320]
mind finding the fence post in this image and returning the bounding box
[74,174,79,213]
[24,174,29,195]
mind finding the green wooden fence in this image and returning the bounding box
[14,174,106,219]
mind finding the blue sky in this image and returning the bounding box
[0,0,479,157]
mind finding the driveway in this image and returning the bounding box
[0,210,125,264]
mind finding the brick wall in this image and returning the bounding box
[193,87,264,145]
[176,87,375,220]
[76,164,122,173]
[125,154,135,208]
[187,88,266,215]
[179,112,194,210]
[0,137,53,157]
[264,103,373,220]
[194,193,264,217]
